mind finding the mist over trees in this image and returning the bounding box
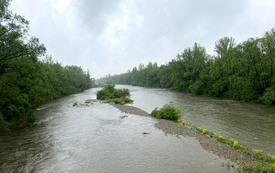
[98,29,275,105]
[0,0,94,131]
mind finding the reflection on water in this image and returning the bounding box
[122,85,275,154]
[0,89,234,173]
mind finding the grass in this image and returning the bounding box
[101,97,133,105]
[180,119,275,172]
[242,164,275,173]
[154,104,275,171]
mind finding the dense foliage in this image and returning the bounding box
[98,29,275,105]
[97,84,130,100]
[0,1,94,131]
[151,103,180,121]
[96,84,133,105]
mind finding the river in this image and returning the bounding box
[125,85,275,154]
[0,85,274,172]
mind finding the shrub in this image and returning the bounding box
[151,103,180,121]
[181,119,187,125]
[232,140,240,149]
[96,84,132,105]
[114,88,130,98]
[217,135,225,142]
[0,113,10,132]
[190,121,275,171]
[196,126,203,132]
[97,84,130,100]
[209,132,217,138]
[260,87,275,105]
[202,128,208,134]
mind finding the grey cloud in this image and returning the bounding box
[11,0,275,78]
[72,0,122,33]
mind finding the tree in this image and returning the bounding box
[0,0,47,125]
[99,28,275,105]
[0,1,94,131]
[215,37,236,58]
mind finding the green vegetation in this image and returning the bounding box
[151,102,180,121]
[0,113,9,132]
[151,105,275,171]
[0,1,94,131]
[72,99,95,107]
[186,122,275,172]
[100,97,133,105]
[96,84,133,105]
[242,164,275,173]
[98,29,275,106]
[193,124,275,162]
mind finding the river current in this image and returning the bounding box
[0,85,274,172]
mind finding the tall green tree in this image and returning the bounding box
[99,28,275,105]
[0,1,94,131]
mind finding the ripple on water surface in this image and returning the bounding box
[0,91,236,173]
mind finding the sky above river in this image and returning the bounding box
[11,0,275,78]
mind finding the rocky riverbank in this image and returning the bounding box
[111,104,150,116]
[112,104,258,167]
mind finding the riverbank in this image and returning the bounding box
[0,96,239,173]
[111,103,269,170]
[111,104,150,116]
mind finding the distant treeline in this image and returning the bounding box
[0,0,94,131]
[98,29,275,106]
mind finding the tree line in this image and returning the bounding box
[98,29,275,106]
[0,0,94,131]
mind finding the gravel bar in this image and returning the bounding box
[155,119,258,167]
[112,104,258,167]
[111,104,150,116]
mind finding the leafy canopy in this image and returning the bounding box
[96,84,132,105]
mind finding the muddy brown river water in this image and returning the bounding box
[0,85,274,172]
[125,85,275,154]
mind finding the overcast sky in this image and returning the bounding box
[11,0,275,78]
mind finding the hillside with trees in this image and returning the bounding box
[98,29,275,105]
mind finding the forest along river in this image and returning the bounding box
[120,85,275,154]
[0,86,273,172]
